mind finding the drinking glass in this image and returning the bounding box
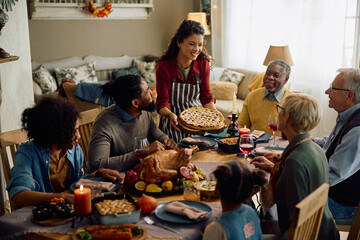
[183,181,200,201]
[239,134,254,162]
[268,115,279,147]
[89,182,102,199]
[134,137,149,160]
[227,113,238,122]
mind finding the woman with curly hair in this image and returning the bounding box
[156,20,217,143]
[6,97,121,208]
[203,160,267,240]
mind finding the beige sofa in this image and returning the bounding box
[62,82,160,125]
[32,57,261,127]
[62,66,261,127]
[32,55,157,101]
[62,82,105,112]
[209,67,261,125]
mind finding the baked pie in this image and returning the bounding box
[219,137,238,145]
[178,107,225,131]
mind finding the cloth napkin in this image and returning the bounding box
[251,130,265,139]
[165,201,209,220]
[75,178,115,192]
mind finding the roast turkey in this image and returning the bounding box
[134,147,198,183]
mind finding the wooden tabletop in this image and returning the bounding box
[191,149,240,162]
[18,138,289,240]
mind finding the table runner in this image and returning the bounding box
[0,202,222,240]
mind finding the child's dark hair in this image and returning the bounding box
[100,74,143,110]
[213,160,268,203]
[21,96,79,151]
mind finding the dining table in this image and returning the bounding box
[0,136,288,240]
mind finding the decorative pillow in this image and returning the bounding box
[55,62,98,84]
[220,69,245,85]
[134,59,156,86]
[83,55,134,70]
[210,81,238,100]
[32,66,58,94]
[112,66,142,80]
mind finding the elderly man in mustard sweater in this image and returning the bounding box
[237,60,293,136]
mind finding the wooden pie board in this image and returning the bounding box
[178,121,226,135]
[71,225,146,240]
[31,214,73,226]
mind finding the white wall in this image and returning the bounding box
[0,1,33,132]
[29,0,202,62]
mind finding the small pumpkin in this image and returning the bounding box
[136,194,157,214]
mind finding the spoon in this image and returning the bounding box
[143,216,179,234]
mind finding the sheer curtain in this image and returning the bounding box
[211,0,358,137]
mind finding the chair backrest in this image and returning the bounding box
[0,128,29,213]
[347,201,360,240]
[287,183,329,240]
[78,108,100,173]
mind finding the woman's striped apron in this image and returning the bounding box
[159,73,202,143]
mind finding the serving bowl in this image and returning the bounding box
[216,137,240,153]
[92,193,141,225]
[195,180,219,200]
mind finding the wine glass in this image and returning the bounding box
[134,137,149,160]
[227,113,238,122]
[239,134,254,162]
[268,115,279,147]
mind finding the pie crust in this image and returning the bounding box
[178,107,225,131]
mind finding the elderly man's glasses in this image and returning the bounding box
[329,84,350,93]
[276,104,285,113]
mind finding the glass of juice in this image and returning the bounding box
[183,181,200,201]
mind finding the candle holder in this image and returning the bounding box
[71,214,93,228]
[227,113,238,136]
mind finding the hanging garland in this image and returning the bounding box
[83,0,113,18]
[0,0,18,12]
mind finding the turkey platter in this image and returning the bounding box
[134,147,199,183]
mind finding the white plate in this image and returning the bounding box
[179,136,217,150]
[251,146,284,157]
[70,177,121,192]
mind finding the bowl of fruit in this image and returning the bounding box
[123,167,206,197]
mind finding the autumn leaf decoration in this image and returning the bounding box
[83,0,113,18]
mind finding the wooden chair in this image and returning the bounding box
[0,129,29,214]
[287,183,329,240]
[336,201,360,238]
[347,201,360,240]
[338,201,360,240]
[78,108,100,173]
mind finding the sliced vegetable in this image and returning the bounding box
[179,166,194,180]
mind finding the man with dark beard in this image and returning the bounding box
[88,74,177,172]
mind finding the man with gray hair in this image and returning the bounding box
[315,68,360,221]
[237,60,293,136]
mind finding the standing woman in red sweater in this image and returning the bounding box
[156,20,217,143]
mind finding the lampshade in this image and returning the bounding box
[187,12,211,35]
[263,45,294,66]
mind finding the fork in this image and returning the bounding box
[143,216,179,234]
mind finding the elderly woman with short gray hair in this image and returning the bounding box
[251,93,339,239]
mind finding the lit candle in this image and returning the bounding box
[239,125,251,136]
[74,185,92,216]
[232,92,236,114]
